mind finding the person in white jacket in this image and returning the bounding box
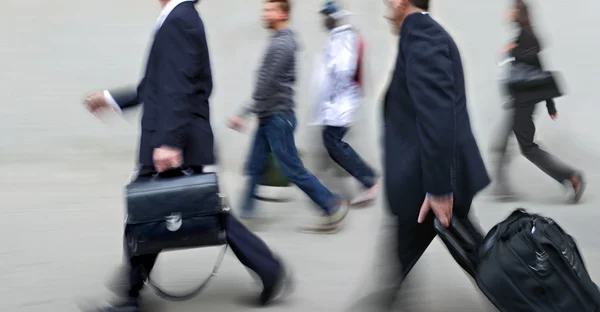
[312,1,380,206]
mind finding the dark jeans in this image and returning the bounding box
[493,102,576,185]
[125,166,281,298]
[322,126,377,189]
[241,111,338,216]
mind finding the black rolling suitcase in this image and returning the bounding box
[435,208,600,312]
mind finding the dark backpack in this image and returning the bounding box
[436,208,600,312]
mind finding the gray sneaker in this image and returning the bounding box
[300,201,349,234]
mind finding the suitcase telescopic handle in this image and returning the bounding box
[434,217,479,277]
[434,217,479,249]
[449,218,478,247]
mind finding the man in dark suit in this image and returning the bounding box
[85,1,291,311]
[382,0,490,292]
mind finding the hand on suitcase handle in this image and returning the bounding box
[418,195,453,228]
[435,218,479,248]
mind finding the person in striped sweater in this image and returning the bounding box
[227,0,349,234]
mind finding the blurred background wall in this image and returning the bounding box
[1,0,598,174]
[1,0,599,310]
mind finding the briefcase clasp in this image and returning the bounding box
[165,213,183,232]
[217,193,231,212]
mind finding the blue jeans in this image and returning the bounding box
[241,111,338,216]
[322,126,378,189]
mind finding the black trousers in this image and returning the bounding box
[494,102,576,184]
[125,166,282,298]
[344,197,485,311]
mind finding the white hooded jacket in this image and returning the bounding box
[310,24,362,127]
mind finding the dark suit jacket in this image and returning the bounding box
[110,1,215,167]
[383,13,490,216]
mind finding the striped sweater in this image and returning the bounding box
[239,28,297,118]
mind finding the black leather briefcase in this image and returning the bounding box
[124,170,229,257]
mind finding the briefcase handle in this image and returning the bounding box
[144,244,229,301]
[144,192,231,301]
[150,167,195,180]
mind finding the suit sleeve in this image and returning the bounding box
[157,19,205,150]
[546,99,557,115]
[405,29,456,196]
[106,78,146,111]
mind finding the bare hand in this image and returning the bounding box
[153,146,183,173]
[500,43,517,54]
[227,116,246,132]
[418,195,454,228]
[84,92,113,116]
[550,113,558,120]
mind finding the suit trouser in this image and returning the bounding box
[344,198,488,312]
[125,166,281,298]
[349,195,485,311]
[493,102,576,184]
[393,198,484,281]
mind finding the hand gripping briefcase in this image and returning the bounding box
[124,169,230,301]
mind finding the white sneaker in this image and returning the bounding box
[350,180,381,207]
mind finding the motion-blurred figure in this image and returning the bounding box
[354,0,490,309]
[491,0,585,202]
[84,0,291,310]
[227,0,349,233]
[310,0,380,207]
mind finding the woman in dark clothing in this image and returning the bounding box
[492,0,585,202]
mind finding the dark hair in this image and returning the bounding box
[515,0,541,49]
[515,0,531,28]
[268,0,291,14]
[409,0,429,11]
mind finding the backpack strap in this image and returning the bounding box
[354,32,365,89]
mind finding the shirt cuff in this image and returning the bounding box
[103,90,122,114]
[497,57,515,67]
[426,192,453,200]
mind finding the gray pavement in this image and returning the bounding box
[1,0,600,311]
